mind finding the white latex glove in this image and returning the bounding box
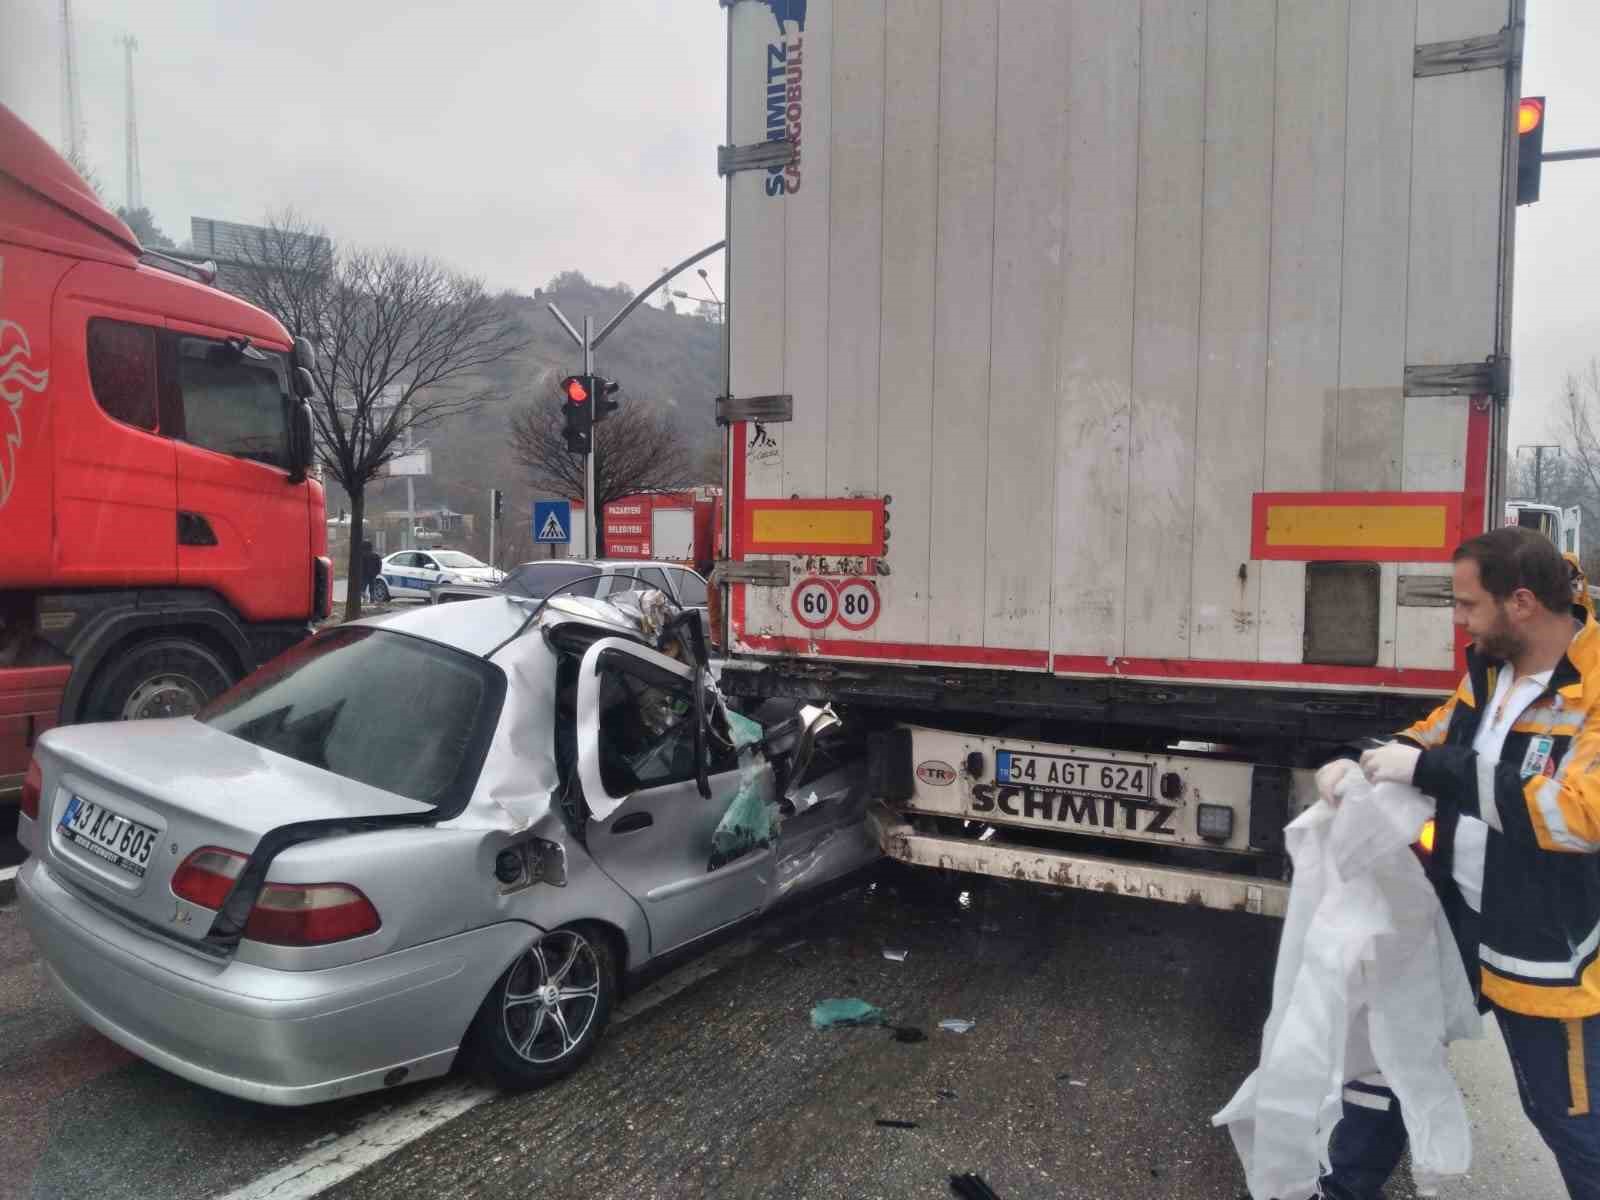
[1316,759,1363,807]
[1360,742,1422,787]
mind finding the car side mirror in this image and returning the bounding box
[288,401,314,482]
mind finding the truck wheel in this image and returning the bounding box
[84,637,235,722]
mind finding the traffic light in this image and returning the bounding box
[593,376,621,422]
[1518,96,1545,205]
[491,488,504,521]
[560,374,592,454]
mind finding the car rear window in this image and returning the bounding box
[508,564,600,599]
[199,627,504,812]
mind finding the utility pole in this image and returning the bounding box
[1518,443,1563,503]
[119,35,142,212]
[488,488,497,572]
[545,238,725,560]
[59,0,85,161]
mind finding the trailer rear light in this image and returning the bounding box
[170,846,249,909]
[244,882,381,945]
[1196,803,1234,842]
[20,759,42,821]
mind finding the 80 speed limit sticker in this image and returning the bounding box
[790,576,880,632]
[834,579,881,630]
[791,577,838,630]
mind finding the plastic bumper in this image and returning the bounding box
[867,801,1289,917]
[18,857,537,1105]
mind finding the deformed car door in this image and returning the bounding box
[576,638,771,956]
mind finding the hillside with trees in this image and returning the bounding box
[344,271,725,567]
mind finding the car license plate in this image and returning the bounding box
[993,749,1153,800]
[58,795,158,878]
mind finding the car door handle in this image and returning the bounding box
[612,812,654,834]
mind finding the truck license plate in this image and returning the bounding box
[58,795,158,879]
[993,750,1152,800]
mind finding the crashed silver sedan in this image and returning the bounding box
[17,592,876,1105]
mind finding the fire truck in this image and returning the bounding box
[1,106,329,803]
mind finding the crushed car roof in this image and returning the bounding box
[353,593,653,659]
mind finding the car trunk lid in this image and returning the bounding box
[34,718,431,946]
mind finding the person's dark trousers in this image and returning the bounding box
[1496,1005,1600,1200]
[1319,1079,1407,1200]
[1320,1011,1600,1199]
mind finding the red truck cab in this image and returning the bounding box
[1,104,328,798]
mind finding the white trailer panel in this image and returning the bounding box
[726,0,1516,695]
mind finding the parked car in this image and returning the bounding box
[373,549,501,602]
[17,593,873,1105]
[430,559,708,611]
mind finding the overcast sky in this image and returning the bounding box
[1,1,1595,454]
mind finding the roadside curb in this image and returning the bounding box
[0,865,18,905]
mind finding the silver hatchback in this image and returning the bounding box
[18,596,876,1105]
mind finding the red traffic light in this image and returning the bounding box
[1518,97,1544,135]
[562,376,589,404]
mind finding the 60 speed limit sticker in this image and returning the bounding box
[791,577,838,630]
[790,576,881,632]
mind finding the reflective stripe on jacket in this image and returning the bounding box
[1401,607,1600,1019]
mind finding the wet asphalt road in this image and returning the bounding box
[0,868,1565,1200]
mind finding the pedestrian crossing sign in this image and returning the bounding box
[533,500,572,544]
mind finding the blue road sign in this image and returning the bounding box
[534,500,572,544]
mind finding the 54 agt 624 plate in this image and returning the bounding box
[993,749,1153,800]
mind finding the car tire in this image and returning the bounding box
[371,578,391,603]
[468,923,617,1090]
[83,636,235,722]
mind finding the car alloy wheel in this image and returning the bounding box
[371,578,390,603]
[470,922,616,1088]
[502,929,602,1064]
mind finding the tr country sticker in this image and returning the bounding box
[916,761,957,787]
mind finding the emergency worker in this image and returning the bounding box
[1315,527,1600,1199]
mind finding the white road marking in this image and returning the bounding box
[213,935,762,1200]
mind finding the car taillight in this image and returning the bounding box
[20,759,41,821]
[171,846,249,909]
[244,883,380,946]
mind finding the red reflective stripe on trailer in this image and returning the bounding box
[1454,399,1493,671]
[1051,654,1457,691]
[741,633,1049,668]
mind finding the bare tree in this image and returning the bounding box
[230,212,528,617]
[509,399,695,554]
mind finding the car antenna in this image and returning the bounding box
[480,573,613,660]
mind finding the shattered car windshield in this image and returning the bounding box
[199,626,502,808]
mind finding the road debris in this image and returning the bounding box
[882,947,908,962]
[950,1171,1002,1199]
[890,1026,927,1044]
[938,1018,976,1034]
[810,998,885,1029]
[874,1118,919,1129]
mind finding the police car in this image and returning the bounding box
[373,550,502,602]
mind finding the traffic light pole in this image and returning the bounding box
[488,487,497,572]
[544,239,725,560]
[583,315,597,557]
